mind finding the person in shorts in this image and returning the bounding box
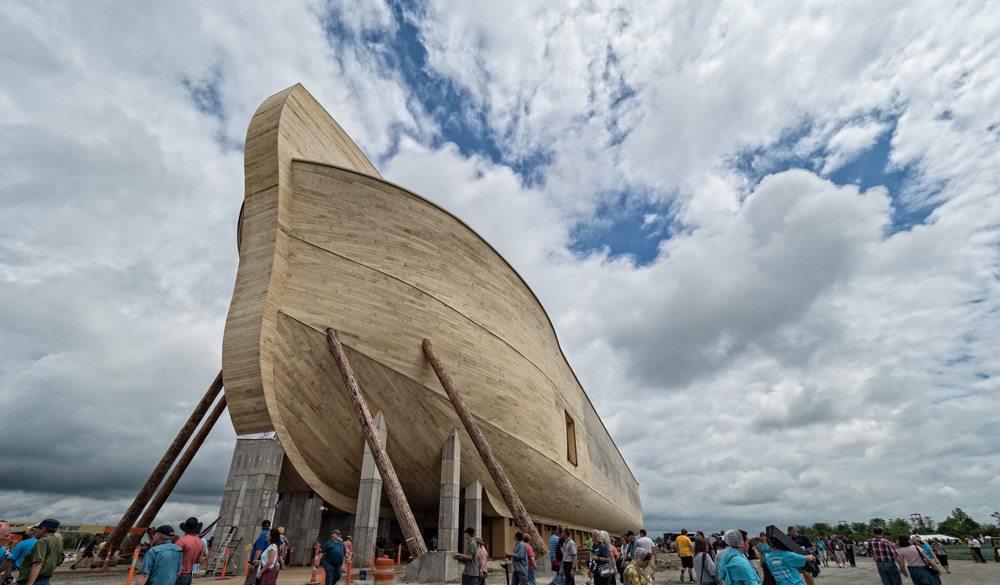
[675,529,694,582]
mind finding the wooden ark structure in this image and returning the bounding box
[220,84,642,561]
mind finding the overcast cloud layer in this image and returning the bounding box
[1,0,998,533]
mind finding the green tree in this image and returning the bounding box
[886,518,912,540]
[850,522,873,540]
[938,507,982,539]
[805,523,831,540]
[869,518,887,532]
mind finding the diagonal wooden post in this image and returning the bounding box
[326,328,427,558]
[102,370,224,564]
[121,395,229,553]
[421,339,548,557]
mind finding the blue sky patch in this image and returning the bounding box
[569,194,676,265]
[732,116,942,235]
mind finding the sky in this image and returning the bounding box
[1,0,999,535]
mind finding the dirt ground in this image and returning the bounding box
[43,555,999,585]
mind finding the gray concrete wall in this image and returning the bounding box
[273,491,324,566]
[215,436,284,574]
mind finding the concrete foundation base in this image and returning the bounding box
[403,551,461,583]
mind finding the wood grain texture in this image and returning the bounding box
[221,84,642,534]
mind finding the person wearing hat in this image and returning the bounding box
[715,530,759,585]
[16,520,62,585]
[0,524,44,583]
[136,526,182,585]
[176,518,204,585]
[320,530,346,585]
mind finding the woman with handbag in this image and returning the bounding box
[591,531,616,585]
[896,535,941,585]
[693,539,718,585]
[257,529,281,585]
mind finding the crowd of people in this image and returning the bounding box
[496,523,995,585]
[1,517,995,585]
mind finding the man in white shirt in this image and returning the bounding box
[969,538,986,563]
[561,529,577,585]
[635,530,657,564]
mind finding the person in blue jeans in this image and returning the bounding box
[865,528,907,585]
[321,530,346,585]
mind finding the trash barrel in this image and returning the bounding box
[374,558,394,585]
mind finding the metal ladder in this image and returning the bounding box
[205,526,240,577]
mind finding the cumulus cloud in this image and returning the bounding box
[2,0,1000,534]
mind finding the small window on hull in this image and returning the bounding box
[565,411,578,466]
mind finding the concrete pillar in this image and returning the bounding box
[463,481,482,540]
[438,429,461,552]
[352,411,387,568]
[273,491,323,566]
[215,435,284,574]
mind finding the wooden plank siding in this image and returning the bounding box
[221,84,642,535]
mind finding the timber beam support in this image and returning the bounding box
[421,338,548,557]
[326,328,428,559]
[102,370,224,564]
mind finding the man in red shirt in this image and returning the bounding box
[865,528,907,585]
[176,518,205,585]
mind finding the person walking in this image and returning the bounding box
[829,536,846,568]
[14,520,62,585]
[896,535,940,585]
[454,528,479,585]
[70,538,99,570]
[475,537,489,585]
[676,529,695,583]
[506,532,530,585]
[813,539,828,568]
[250,520,272,582]
[693,539,717,585]
[320,530,346,585]
[928,539,949,574]
[256,530,280,585]
[136,526,183,585]
[843,536,856,568]
[561,528,578,585]
[590,532,614,585]
[621,549,651,585]
[635,531,656,565]
[967,538,986,563]
[866,528,908,585]
[549,527,565,585]
[761,533,814,585]
[524,534,537,585]
[0,525,43,583]
[342,537,353,577]
[715,531,758,585]
[176,518,205,585]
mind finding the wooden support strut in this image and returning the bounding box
[325,329,428,559]
[102,370,225,563]
[122,395,229,553]
[421,339,548,557]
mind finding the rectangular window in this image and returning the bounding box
[565,411,578,466]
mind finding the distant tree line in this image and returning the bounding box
[793,508,999,541]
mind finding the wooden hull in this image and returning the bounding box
[222,85,642,533]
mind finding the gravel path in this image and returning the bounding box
[43,555,998,585]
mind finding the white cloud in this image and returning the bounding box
[2,0,1000,534]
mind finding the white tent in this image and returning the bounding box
[913,534,962,541]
